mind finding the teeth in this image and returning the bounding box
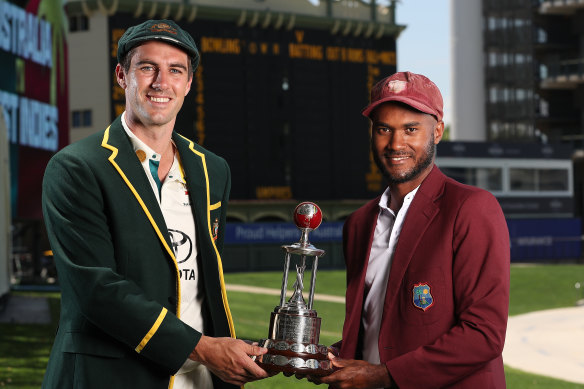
[150,96,169,103]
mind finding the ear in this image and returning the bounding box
[434,120,444,144]
[115,64,127,89]
[184,74,193,97]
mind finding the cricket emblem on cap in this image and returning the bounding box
[385,80,407,94]
[412,283,434,311]
[150,22,177,35]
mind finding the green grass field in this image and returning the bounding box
[1,264,583,388]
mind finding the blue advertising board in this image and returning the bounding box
[224,222,344,245]
[225,219,582,263]
[507,218,581,261]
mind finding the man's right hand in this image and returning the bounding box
[189,335,270,386]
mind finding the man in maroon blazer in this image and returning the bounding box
[320,72,510,389]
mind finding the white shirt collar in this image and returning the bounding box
[120,112,184,184]
[121,112,161,161]
[378,185,421,215]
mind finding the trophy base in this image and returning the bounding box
[255,339,334,377]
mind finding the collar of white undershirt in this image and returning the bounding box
[121,112,159,160]
[120,112,184,184]
[378,185,420,215]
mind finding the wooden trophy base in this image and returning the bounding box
[255,339,334,377]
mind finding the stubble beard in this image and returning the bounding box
[372,134,435,186]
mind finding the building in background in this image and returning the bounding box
[452,0,584,146]
[450,0,485,141]
[449,0,584,261]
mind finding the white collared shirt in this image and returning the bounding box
[362,185,420,368]
[121,113,212,388]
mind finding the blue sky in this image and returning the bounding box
[396,0,451,125]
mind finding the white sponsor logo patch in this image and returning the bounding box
[385,80,407,93]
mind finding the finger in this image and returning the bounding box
[329,353,353,369]
[230,369,264,384]
[242,358,270,378]
[318,370,341,384]
[328,352,344,367]
[244,342,268,356]
[207,369,247,387]
[241,339,263,348]
[306,375,322,385]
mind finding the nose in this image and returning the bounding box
[152,69,167,90]
[387,131,406,152]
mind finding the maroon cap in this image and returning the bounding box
[362,71,443,121]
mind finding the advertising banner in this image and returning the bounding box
[0,0,69,219]
[0,106,10,297]
[224,221,343,244]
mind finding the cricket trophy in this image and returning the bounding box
[255,202,334,376]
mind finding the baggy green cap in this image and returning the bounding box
[117,19,200,70]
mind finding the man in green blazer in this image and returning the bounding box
[42,20,268,389]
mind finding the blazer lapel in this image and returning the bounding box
[383,166,444,308]
[172,133,209,248]
[354,199,381,294]
[100,117,174,259]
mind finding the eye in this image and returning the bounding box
[170,68,182,74]
[140,65,155,72]
[375,126,390,134]
[405,127,417,134]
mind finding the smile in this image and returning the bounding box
[149,96,170,103]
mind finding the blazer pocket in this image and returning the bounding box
[62,330,126,358]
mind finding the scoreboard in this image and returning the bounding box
[109,14,397,200]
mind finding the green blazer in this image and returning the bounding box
[42,116,237,389]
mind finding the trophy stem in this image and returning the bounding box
[299,229,310,246]
[280,252,291,307]
[308,256,319,310]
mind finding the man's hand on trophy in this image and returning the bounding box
[189,335,270,385]
[317,353,394,389]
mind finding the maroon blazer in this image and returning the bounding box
[339,166,510,389]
